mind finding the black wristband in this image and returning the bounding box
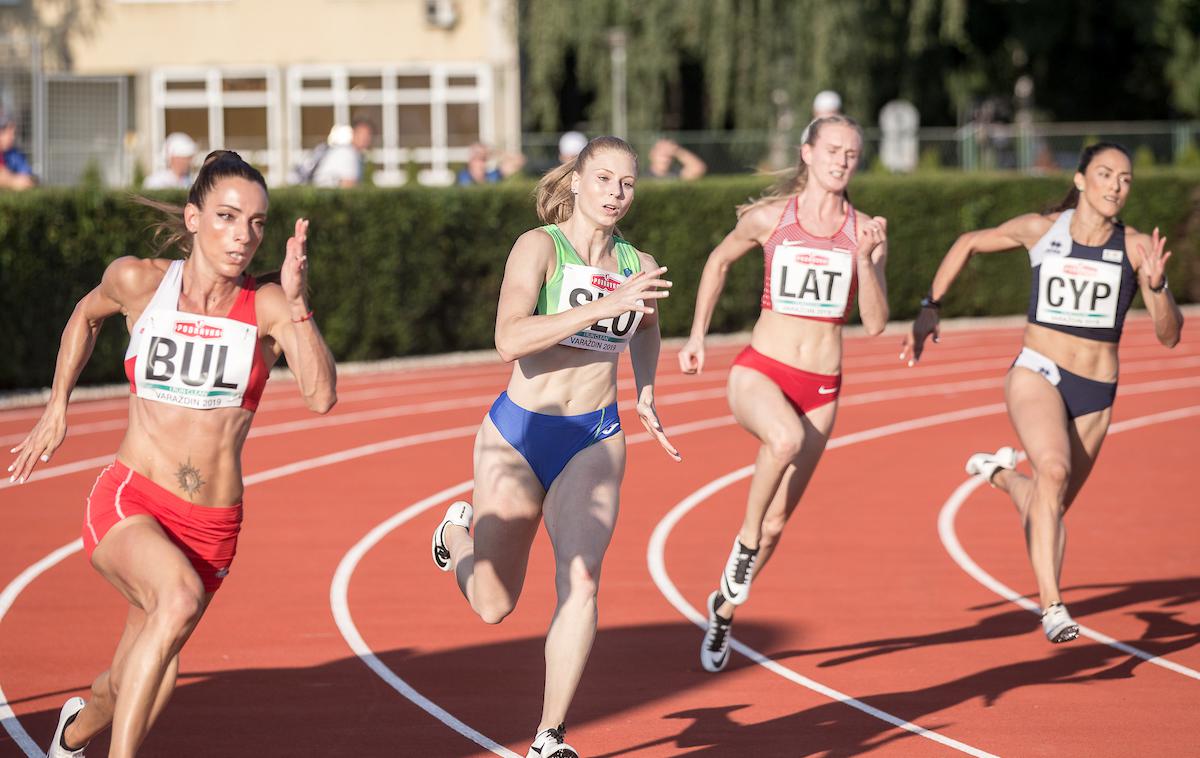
[920,294,941,310]
[1149,276,1168,294]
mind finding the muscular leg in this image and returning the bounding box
[992,369,1110,608]
[536,435,623,734]
[443,416,545,624]
[73,516,210,757]
[716,393,835,619]
[726,367,837,550]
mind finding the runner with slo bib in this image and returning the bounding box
[430,136,677,758]
[8,151,337,757]
[901,142,1183,643]
[677,115,889,672]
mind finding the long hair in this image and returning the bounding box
[1046,142,1132,214]
[134,150,269,258]
[535,136,638,224]
[737,115,864,218]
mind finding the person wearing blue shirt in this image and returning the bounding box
[456,141,524,185]
[0,112,36,190]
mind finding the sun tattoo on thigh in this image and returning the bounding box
[175,457,206,500]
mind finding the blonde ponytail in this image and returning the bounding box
[737,114,863,218]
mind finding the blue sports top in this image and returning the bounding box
[1026,209,1137,343]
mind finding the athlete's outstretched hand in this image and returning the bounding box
[856,216,888,257]
[7,406,67,484]
[900,306,940,367]
[281,218,310,306]
[637,387,681,462]
[1137,227,1172,291]
[596,266,672,321]
[678,335,705,374]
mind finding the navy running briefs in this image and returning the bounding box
[488,392,622,491]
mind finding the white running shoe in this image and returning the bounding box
[719,538,759,606]
[431,501,472,572]
[527,723,578,758]
[700,590,734,673]
[965,446,1018,486]
[46,697,87,758]
[1042,603,1080,643]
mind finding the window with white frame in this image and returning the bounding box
[286,63,493,186]
[150,67,282,184]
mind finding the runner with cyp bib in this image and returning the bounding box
[430,136,677,758]
[678,115,889,673]
[902,142,1183,644]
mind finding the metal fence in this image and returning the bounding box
[1,33,129,187]
[523,122,1200,176]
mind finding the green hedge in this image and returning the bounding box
[1,172,1196,389]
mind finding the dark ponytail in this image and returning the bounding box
[1047,142,1131,214]
[134,150,268,257]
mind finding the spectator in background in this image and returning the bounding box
[646,138,707,181]
[143,132,197,190]
[312,117,375,188]
[558,130,587,164]
[812,90,842,119]
[456,142,526,185]
[0,111,36,191]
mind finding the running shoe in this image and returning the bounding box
[701,590,734,672]
[965,445,1018,486]
[1042,602,1080,643]
[719,537,759,606]
[431,501,472,572]
[46,697,87,758]
[527,723,578,758]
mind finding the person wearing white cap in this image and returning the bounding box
[557,130,587,164]
[812,90,842,119]
[311,117,375,188]
[143,132,197,190]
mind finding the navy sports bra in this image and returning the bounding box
[1026,210,1137,343]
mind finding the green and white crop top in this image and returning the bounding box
[535,224,644,353]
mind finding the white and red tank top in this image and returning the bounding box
[761,195,859,323]
[123,260,271,411]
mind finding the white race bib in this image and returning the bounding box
[1035,257,1121,329]
[556,264,643,353]
[769,243,854,318]
[133,312,258,409]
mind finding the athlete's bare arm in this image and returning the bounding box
[678,201,782,374]
[261,218,337,414]
[1126,225,1183,347]
[901,212,1053,364]
[629,251,680,461]
[494,229,669,362]
[853,211,889,335]
[7,257,163,482]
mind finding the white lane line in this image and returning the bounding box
[3,369,1193,755]
[13,359,1199,494]
[647,404,1022,757]
[0,539,83,757]
[937,404,1200,682]
[327,480,525,758]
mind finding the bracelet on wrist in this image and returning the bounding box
[292,309,315,323]
[1149,276,1168,294]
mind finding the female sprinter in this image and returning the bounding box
[430,136,677,758]
[900,142,1182,643]
[7,151,337,757]
[677,115,889,672]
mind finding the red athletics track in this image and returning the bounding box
[1,314,1196,757]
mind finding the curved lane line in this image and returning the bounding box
[937,404,1200,682]
[647,406,1014,757]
